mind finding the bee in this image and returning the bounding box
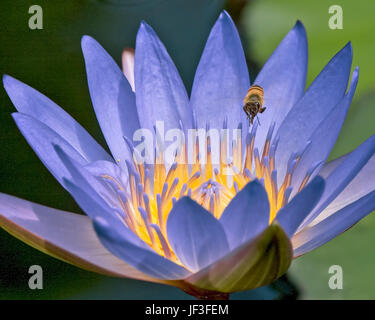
[243,85,266,125]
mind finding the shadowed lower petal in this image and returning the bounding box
[220,180,270,249]
[167,197,229,272]
[185,223,292,293]
[94,214,191,280]
[277,176,325,237]
[62,176,191,280]
[0,192,160,282]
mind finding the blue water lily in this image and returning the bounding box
[1,11,374,299]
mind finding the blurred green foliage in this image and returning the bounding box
[244,0,375,299]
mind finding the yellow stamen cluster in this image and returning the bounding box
[101,122,312,261]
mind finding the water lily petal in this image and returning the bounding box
[59,175,190,280]
[81,35,140,168]
[293,189,375,257]
[291,67,359,193]
[319,155,347,178]
[12,113,88,185]
[254,21,308,150]
[84,160,123,178]
[167,197,229,272]
[323,154,375,212]
[55,151,190,280]
[14,113,118,218]
[220,180,269,249]
[62,178,118,223]
[56,145,186,281]
[276,176,325,237]
[135,22,192,132]
[122,48,135,92]
[190,11,250,133]
[94,215,190,280]
[185,223,292,293]
[55,146,120,213]
[3,75,112,163]
[275,42,353,181]
[0,192,161,282]
[84,160,129,192]
[303,135,375,227]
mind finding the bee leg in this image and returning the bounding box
[250,116,254,125]
[260,107,266,113]
[257,116,261,126]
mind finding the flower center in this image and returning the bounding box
[100,120,316,260]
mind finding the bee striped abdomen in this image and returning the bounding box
[244,85,264,106]
[243,85,266,125]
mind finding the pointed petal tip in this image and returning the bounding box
[287,21,307,48]
[11,113,36,134]
[167,197,197,223]
[136,20,158,44]
[138,20,153,33]
[122,47,135,56]
[343,41,353,54]
[2,73,12,87]
[139,20,147,30]
[295,19,303,26]
[11,111,18,120]
[252,178,263,185]
[326,41,352,63]
[173,196,196,209]
[81,35,91,46]
[220,10,230,19]
[81,35,98,52]
[240,178,266,193]
[11,111,25,122]
[346,66,360,97]
[3,74,22,94]
[352,66,359,80]
[294,20,307,33]
[3,75,14,96]
[218,10,235,25]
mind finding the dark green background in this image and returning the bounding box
[0,0,374,299]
